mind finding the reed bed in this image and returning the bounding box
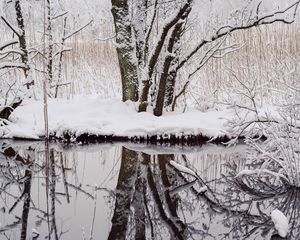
[0,11,299,108]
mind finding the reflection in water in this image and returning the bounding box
[0,141,299,239]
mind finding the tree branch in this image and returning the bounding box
[63,20,93,41]
[177,0,300,71]
[1,16,21,37]
[0,39,18,51]
[144,0,158,58]
[147,0,193,80]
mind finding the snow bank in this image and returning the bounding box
[0,95,232,141]
[271,209,289,238]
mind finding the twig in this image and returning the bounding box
[1,16,21,37]
[63,20,93,41]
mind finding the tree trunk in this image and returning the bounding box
[164,68,177,108]
[154,13,189,116]
[133,0,147,69]
[15,0,32,89]
[46,0,53,86]
[111,0,139,102]
[153,54,173,116]
[138,0,193,112]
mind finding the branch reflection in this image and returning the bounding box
[0,142,299,239]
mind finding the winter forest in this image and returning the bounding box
[0,0,300,239]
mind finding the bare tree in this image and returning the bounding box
[1,0,32,88]
[0,0,92,126]
[111,0,300,116]
[0,0,32,121]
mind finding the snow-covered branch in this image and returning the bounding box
[51,11,68,20]
[1,16,22,37]
[63,20,93,41]
[0,39,19,51]
[177,0,300,71]
[0,62,26,70]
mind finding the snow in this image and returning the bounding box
[0,95,233,141]
[170,160,197,177]
[271,209,289,238]
[0,49,24,56]
[199,186,208,193]
[236,169,289,183]
[125,142,247,155]
[32,228,39,234]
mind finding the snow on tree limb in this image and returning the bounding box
[144,0,158,57]
[63,20,93,41]
[1,16,22,37]
[170,160,197,178]
[0,39,19,51]
[0,62,26,70]
[147,0,193,80]
[0,48,25,56]
[236,169,289,183]
[177,0,300,71]
[139,0,194,112]
[51,11,68,20]
[53,48,72,58]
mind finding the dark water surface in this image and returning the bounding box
[0,141,298,239]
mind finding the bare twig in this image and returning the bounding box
[63,20,93,41]
[1,16,21,37]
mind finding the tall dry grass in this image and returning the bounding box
[184,20,300,110]
[0,8,299,107]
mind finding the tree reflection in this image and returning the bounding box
[0,142,300,239]
[108,147,140,240]
[20,169,32,240]
[0,141,95,240]
[109,146,300,240]
[108,147,193,239]
[108,147,191,239]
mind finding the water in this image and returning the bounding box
[0,140,298,240]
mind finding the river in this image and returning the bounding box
[0,140,297,239]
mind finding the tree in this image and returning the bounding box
[111,0,300,116]
[0,0,32,121]
[1,0,31,88]
[111,0,139,102]
[0,0,92,126]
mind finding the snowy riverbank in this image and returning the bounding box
[0,95,239,142]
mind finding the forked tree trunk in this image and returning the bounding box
[138,0,193,113]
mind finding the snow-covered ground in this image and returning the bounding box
[0,95,234,141]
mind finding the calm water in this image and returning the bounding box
[0,140,298,240]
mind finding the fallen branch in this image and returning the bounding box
[0,99,23,121]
